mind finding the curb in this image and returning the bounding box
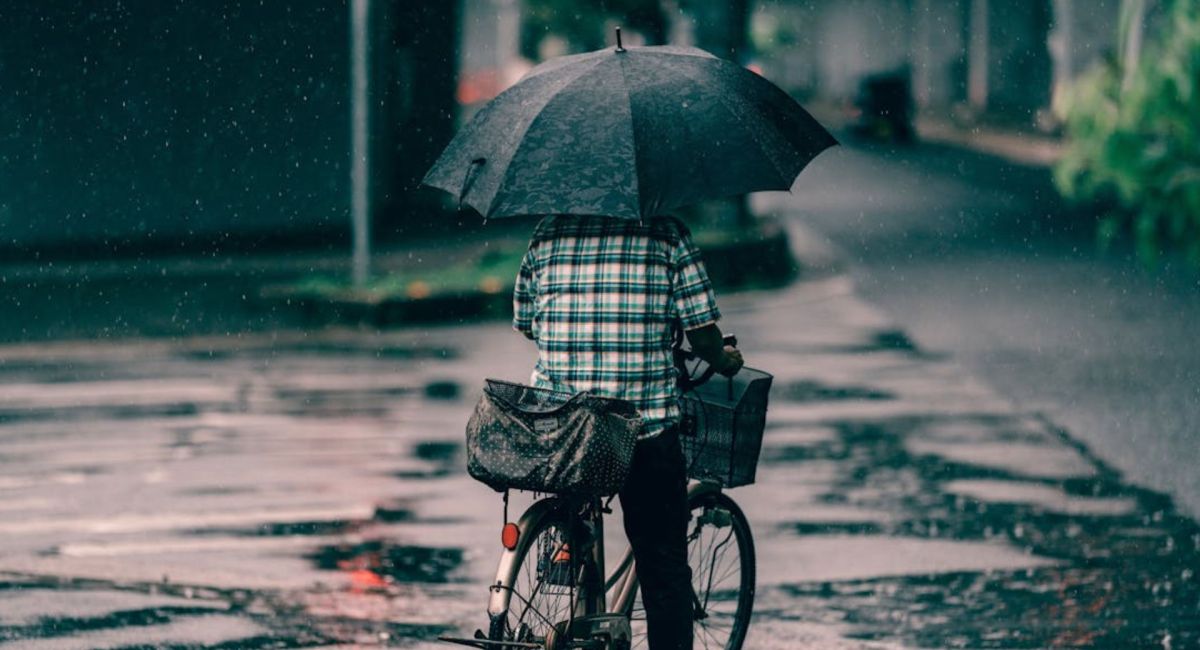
[263,215,825,329]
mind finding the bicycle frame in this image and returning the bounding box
[481,336,743,642]
[486,479,725,630]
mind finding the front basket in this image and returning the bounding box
[679,367,772,488]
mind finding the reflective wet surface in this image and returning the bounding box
[0,273,1196,648]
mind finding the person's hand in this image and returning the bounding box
[718,345,744,377]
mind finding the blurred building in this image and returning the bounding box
[459,0,527,107]
[456,0,1126,132]
[753,0,1126,129]
[2,0,459,258]
[4,0,1137,258]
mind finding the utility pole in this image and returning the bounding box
[968,0,989,111]
[1119,0,1147,92]
[350,0,371,287]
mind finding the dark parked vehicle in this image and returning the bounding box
[851,70,915,143]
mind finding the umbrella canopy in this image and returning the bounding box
[423,43,837,221]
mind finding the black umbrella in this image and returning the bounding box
[423,37,837,221]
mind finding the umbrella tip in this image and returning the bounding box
[615,26,625,53]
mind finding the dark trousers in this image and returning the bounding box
[619,427,692,650]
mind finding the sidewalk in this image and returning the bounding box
[805,99,1064,169]
[0,228,528,344]
[2,217,802,343]
[260,217,805,329]
[914,114,1063,168]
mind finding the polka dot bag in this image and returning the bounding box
[466,379,642,495]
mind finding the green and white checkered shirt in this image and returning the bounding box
[514,215,721,438]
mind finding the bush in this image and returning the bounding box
[1053,0,1200,264]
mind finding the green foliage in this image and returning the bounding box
[1054,0,1200,264]
[294,245,526,302]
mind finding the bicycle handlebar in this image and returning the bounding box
[674,332,738,392]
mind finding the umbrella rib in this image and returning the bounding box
[672,62,793,190]
[617,53,643,220]
[482,56,611,219]
[422,60,602,210]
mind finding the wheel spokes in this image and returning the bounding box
[504,522,575,643]
[629,498,748,650]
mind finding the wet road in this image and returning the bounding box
[771,139,1200,521]
[1,273,1197,648]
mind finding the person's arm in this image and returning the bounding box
[686,323,744,377]
[668,222,744,376]
[513,247,537,340]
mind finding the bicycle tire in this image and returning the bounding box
[629,490,756,650]
[489,509,577,645]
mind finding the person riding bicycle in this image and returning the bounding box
[513,214,744,650]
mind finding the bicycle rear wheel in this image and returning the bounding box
[489,510,578,645]
[628,490,755,650]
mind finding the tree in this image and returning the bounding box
[1054,0,1200,264]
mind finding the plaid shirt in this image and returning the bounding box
[513,215,721,438]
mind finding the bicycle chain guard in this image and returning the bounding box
[551,614,631,650]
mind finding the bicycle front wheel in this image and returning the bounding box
[629,490,756,650]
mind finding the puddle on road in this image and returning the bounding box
[764,415,1200,648]
[0,573,448,648]
[0,401,201,424]
[779,379,895,403]
[867,329,919,353]
[784,563,1197,648]
[190,519,365,538]
[0,338,475,648]
[372,501,418,524]
[834,328,931,358]
[395,440,461,479]
[767,329,943,361]
[413,441,459,463]
[789,521,883,536]
[176,485,259,497]
[944,479,1140,517]
[184,499,419,539]
[308,541,465,585]
[175,341,458,362]
[273,384,411,419]
[424,380,462,400]
[9,334,1198,648]
[0,604,232,644]
[281,400,394,419]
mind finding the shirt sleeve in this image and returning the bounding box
[513,246,538,336]
[670,232,721,330]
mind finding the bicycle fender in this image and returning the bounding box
[487,496,566,618]
[686,478,723,500]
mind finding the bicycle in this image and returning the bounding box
[441,336,772,650]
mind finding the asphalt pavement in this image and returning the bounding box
[767,138,1200,521]
[0,255,1196,647]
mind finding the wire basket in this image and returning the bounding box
[678,367,773,488]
